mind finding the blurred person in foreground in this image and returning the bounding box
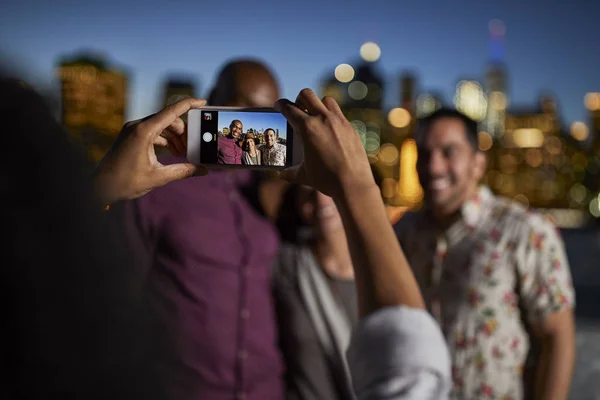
[273,185,359,399]
[2,69,452,399]
[272,167,384,400]
[0,76,201,399]
[116,59,288,400]
[394,108,575,400]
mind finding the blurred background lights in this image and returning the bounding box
[589,196,600,218]
[569,183,588,204]
[584,92,600,111]
[334,64,354,83]
[379,143,400,166]
[388,107,411,128]
[478,131,493,151]
[382,178,398,199]
[570,121,589,141]
[360,42,381,62]
[454,80,487,121]
[489,19,506,36]
[416,93,440,117]
[513,128,544,148]
[348,81,368,100]
[398,139,423,205]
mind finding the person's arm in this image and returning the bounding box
[94,98,208,206]
[517,215,576,400]
[275,89,450,400]
[532,310,575,400]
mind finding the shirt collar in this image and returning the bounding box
[461,185,493,229]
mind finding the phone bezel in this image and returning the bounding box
[187,106,301,170]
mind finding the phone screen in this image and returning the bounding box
[187,108,294,169]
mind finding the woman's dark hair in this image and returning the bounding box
[275,165,383,245]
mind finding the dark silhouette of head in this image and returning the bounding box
[207,59,280,107]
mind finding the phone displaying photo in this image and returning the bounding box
[187,107,300,169]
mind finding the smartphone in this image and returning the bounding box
[187,107,301,169]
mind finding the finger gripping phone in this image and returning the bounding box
[187,107,301,170]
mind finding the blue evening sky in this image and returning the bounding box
[1,0,598,127]
[218,111,288,139]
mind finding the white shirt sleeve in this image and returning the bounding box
[346,306,452,400]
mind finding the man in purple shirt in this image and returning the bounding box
[121,59,285,400]
[218,119,243,164]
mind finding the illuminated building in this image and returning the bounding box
[486,94,586,212]
[485,64,508,137]
[454,80,487,122]
[57,52,128,163]
[162,77,196,107]
[485,20,508,137]
[585,93,600,153]
[320,76,345,104]
[400,72,416,116]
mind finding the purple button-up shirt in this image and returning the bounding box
[218,135,242,164]
[120,166,284,400]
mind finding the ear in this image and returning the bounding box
[474,151,487,182]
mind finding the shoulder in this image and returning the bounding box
[487,194,560,242]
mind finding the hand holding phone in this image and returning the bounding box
[187,107,301,170]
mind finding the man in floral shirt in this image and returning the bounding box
[260,128,286,166]
[394,108,575,400]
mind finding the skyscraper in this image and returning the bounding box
[399,72,416,116]
[485,20,508,137]
[585,93,600,153]
[57,52,128,163]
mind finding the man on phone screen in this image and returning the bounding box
[260,128,285,166]
[217,119,243,164]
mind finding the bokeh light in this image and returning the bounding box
[513,128,544,148]
[454,81,487,121]
[569,183,588,204]
[382,178,398,199]
[584,93,600,111]
[334,64,354,83]
[589,196,600,218]
[570,121,589,141]
[348,81,368,100]
[478,131,493,151]
[489,91,508,110]
[398,139,424,205]
[379,143,400,166]
[360,42,381,62]
[388,107,411,128]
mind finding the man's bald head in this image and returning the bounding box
[208,59,280,108]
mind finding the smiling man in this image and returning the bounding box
[218,119,243,164]
[394,108,575,400]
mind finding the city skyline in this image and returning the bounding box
[1,0,598,127]
[217,111,288,140]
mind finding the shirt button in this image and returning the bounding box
[240,309,250,319]
[229,191,237,201]
[236,392,246,400]
[238,350,248,361]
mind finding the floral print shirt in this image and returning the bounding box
[394,186,575,400]
[260,143,286,166]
